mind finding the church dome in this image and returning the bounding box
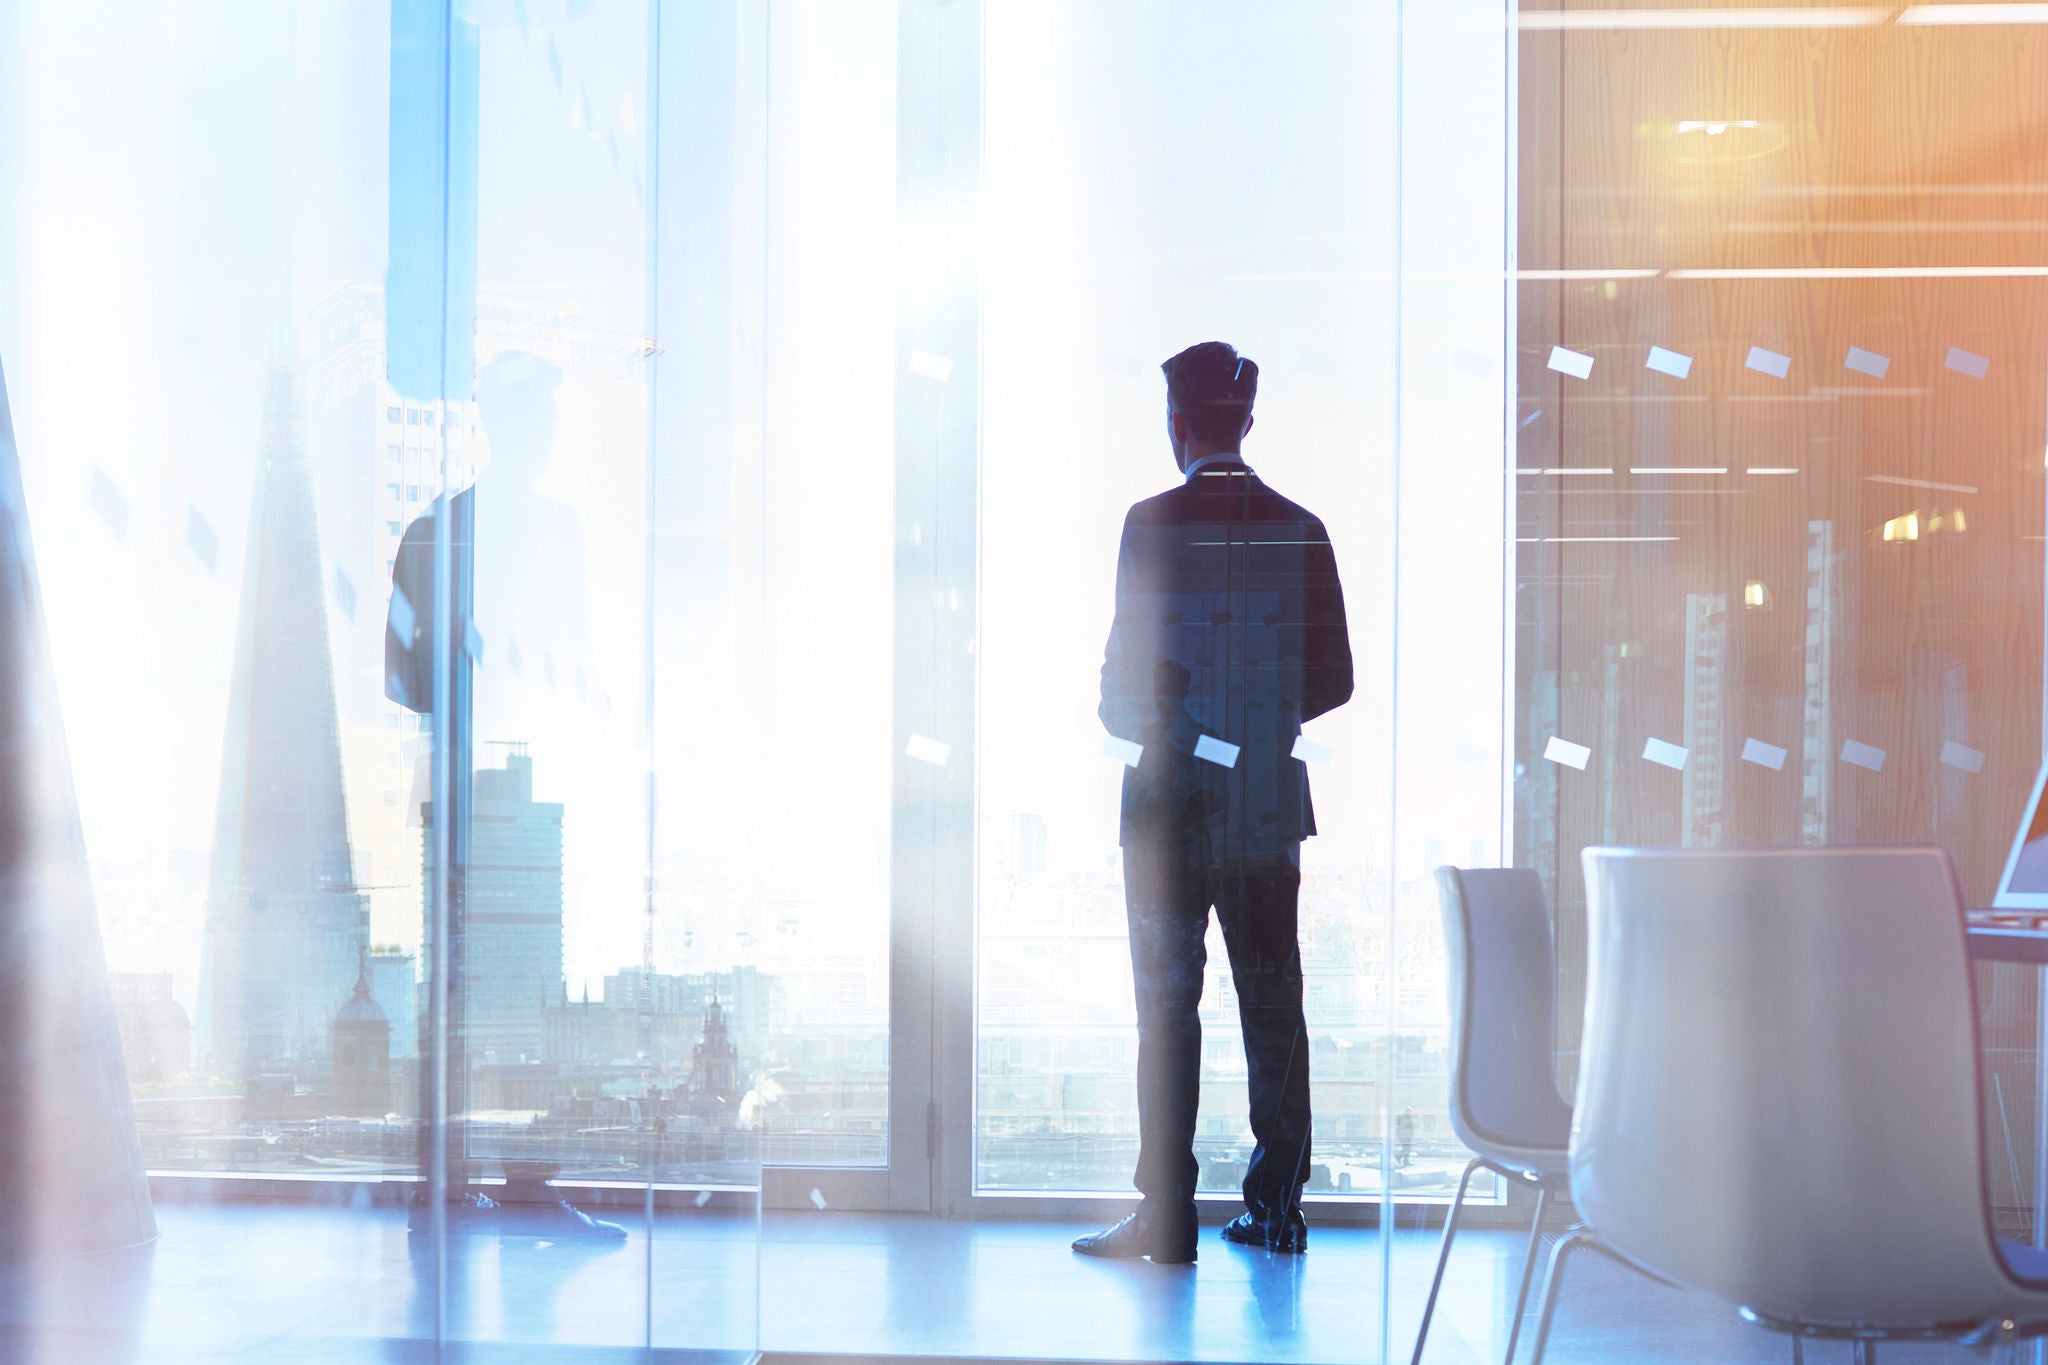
[335,963,387,1026]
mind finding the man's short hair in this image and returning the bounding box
[1161,341,1258,449]
[477,349,562,413]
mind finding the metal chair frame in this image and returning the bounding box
[1528,1225,2037,1365]
[1410,1156,1566,1365]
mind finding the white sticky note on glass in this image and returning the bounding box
[1645,346,1693,380]
[905,733,951,767]
[1451,346,1494,379]
[89,466,129,541]
[908,349,954,382]
[389,586,417,646]
[1642,737,1688,771]
[1291,736,1334,766]
[1745,346,1792,379]
[1840,739,1886,773]
[1945,347,1990,379]
[1194,734,1241,769]
[1101,735,1144,768]
[1547,346,1595,380]
[333,566,358,622]
[185,506,218,571]
[1741,738,1788,771]
[1544,736,1591,771]
[693,1189,713,1208]
[809,1188,828,1211]
[1844,346,1890,379]
[1941,741,1985,774]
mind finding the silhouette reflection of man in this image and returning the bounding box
[386,349,621,1240]
[1074,343,1352,1264]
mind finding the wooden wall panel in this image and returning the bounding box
[1515,12,2048,1141]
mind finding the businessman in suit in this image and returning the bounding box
[1074,342,1353,1264]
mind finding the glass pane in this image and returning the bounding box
[0,2,766,1357]
[448,3,667,1351]
[0,1,440,1355]
[1514,1,2047,1062]
[974,0,1401,1200]
[735,0,898,1170]
[1514,0,2048,1301]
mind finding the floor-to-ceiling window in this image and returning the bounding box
[961,1,1515,1225]
[971,0,1402,1201]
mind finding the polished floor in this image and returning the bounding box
[0,1201,2021,1363]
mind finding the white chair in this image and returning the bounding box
[1531,846,2048,1365]
[1411,868,1573,1365]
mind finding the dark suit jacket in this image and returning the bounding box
[1100,460,1352,857]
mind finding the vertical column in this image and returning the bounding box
[1392,0,1513,1349]
[893,0,981,1213]
[385,3,479,1329]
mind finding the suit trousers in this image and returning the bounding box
[1123,838,1312,1220]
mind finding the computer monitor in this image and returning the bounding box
[1995,758,2048,909]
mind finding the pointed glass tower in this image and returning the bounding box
[196,366,365,1081]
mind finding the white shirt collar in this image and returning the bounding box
[1182,451,1252,481]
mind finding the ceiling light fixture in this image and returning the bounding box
[1669,266,2048,278]
[1898,4,2048,24]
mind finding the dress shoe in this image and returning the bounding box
[1071,1210,1198,1264]
[1221,1207,1307,1253]
[406,1190,501,1235]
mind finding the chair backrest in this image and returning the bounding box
[1436,867,1573,1160]
[1576,846,2012,1329]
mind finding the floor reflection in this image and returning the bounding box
[3,1202,1985,1362]
[0,1240,155,1363]
[1244,1243,1306,1340]
[404,1222,632,1346]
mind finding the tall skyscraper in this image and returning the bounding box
[1801,520,1840,845]
[196,368,366,1080]
[425,750,562,1066]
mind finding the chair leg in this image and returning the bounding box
[1409,1157,1482,1365]
[1500,1185,1549,1365]
[1527,1229,1592,1365]
[1790,1334,1802,1365]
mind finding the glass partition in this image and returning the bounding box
[1513,1,2048,1205]
[0,0,761,1357]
